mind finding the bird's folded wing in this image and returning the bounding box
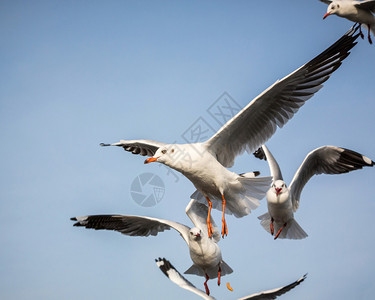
[238,274,307,300]
[354,0,375,13]
[253,145,283,182]
[71,214,190,243]
[155,257,216,300]
[185,199,221,243]
[100,139,166,156]
[204,26,359,168]
[289,146,374,211]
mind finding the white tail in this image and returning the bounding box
[190,176,271,218]
[258,213,308,240]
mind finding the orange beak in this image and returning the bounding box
[323,12,330,20]
[144,156,159,164]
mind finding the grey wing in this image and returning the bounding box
[319,0,332,5]
[71,214,191,244]
[155,258,216,300]
[354,0,375,13]
[238,274,307,300]
[253,145,283,182]
[185,199,221,243]
[289,146,374,211]
[204,27,359,168]
[100,139,166,156]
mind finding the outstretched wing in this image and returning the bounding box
[185,199,221,243]
[71,214,191,244]
[253,145,283,182]
[100,139,166,157]
[204,26,359,168]
[155,257,216,300]
[354,0,375,13]
[238,274,307,300]
[289,146,374,211]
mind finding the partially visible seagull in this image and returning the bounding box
[71,199,233,296]
[321,0,375,43]
[156,257,307,300]
[254,145,374,240]
[101,27,359,238]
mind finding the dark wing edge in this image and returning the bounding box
[354,0,375,13]
[238,273,307,300]
[289,145,374,211]
[205,25,360,168]
[100,139,166,156]
[155,257,216,300]
[71,215,173,237]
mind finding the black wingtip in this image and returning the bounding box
[253,147,267,161]
[100,143,110,147]
[70,217,77,221]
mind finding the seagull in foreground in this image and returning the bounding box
[71,199,233,296]
[320,0,375,43]
[156,257,307,300]
[254,145,374,240]
[101,27,359,238]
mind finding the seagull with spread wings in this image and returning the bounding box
[156,257,307,300]
[71,199,232,296]
[101,27,359,238]
[254,145,374,240]
[321,0,375,43]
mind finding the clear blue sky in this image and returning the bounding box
[1,1,374,299]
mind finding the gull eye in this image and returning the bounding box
[161,149,167,154]
[337,4,339,8]
[171,149,175,153]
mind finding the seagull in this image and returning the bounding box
[156,257,307,300]
[320,0,375,44]
[101,27,359,238]
[254,145,374,240]
[71,199,233,296]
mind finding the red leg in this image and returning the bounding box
[368,24,373,44]
[274,223,287,240]
[270,217,274,235]
[221,194,228,237]
[205,197,213,238]
[217,265,221,286]
[204,273,210,295]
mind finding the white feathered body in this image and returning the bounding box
[161,143,271,218]
[185,233,233,279]
[266,188,294,224]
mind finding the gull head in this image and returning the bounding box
[144,144,178,166]
[324,2,340,19]
[271,180,288,196]
[189,227,202,241]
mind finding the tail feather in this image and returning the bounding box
[190,176,271,218]
[258,213,308,240]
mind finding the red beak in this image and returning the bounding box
[144,156,159,164]
[323,12,330,20]
[196,233,200,237]
[275,188,282,196]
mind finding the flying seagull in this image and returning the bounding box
[71,199,233,296]
[156,257,307,300]
[254,145,374,239]
[320,0,375,43]
[101,26,359,238]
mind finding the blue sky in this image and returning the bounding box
[1,1,374,299]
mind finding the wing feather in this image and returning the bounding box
[289,146,374,211]
[71,214,190,244]
[204,27,359,167]
[238,274,307,300]
[100,139,166,157]
[354,0,375,13]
